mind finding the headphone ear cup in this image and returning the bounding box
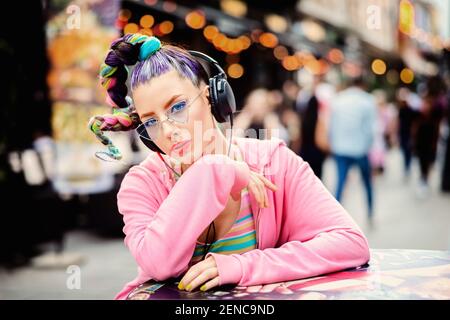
[219,78,236,115]
[211,77,236,123]
[209,77,223,122]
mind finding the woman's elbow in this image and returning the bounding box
[349,229,371,265]
[133,242,186,281]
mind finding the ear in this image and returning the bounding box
[203,85,211,108]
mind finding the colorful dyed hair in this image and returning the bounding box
[88,33,209,160]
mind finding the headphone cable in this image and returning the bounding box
[157,112,235,260]
[203,113,233,260]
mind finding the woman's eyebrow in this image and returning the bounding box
[141,94,183,119]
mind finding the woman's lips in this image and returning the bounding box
[170,140,191,154]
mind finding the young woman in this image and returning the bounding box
[89,33,370,300]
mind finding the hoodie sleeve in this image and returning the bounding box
[206,145,370,286]
[117,154,250,281]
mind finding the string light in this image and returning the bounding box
[185,10,206,29]
[124,23,139,34]
[204,26,251,54]
[227,63,244,78]
[274,46,288,60]
[159,21,174,34]
[371,59,387,75]
[203,25,219,41]
[400,68,414,84]
[259,32,278,48]
[282,55,300,71]
[238,35,251,49]
[140,15,154,28]
[212,33,227,49]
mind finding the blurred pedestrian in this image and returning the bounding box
[369,90,396,175]
[329,77,377,222]
[234,88,290,143]
[296,75,332,179]
[441,76,450,192]
[412,78,445,197]
[395,87,419,179]
[279,80,301,152]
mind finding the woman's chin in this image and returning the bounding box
[171,149,194,164]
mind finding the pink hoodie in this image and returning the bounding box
[114,137,370,300]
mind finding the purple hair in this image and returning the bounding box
[131,45,208,91]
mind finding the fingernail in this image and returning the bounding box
[200,285,207,291]
[186,284,192,291]
[178,282,185,290]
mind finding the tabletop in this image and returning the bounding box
[126,249,450,300]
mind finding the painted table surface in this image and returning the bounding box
[126,249,450,300]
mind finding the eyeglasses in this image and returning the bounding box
[136,90,204,142]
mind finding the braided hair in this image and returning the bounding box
[89,33,208,160]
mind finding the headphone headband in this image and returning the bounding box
[188,50,227,79]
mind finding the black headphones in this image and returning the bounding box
[136,50,236,154]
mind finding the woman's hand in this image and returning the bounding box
[246,170,278,208]
[178,256,219,292]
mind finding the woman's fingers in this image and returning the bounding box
[258,177,268,207]
[255,174,271,207]
[250,174,267,208]
[249,176,264,207]
[256,173,277,191]
[247,172,278,208]
[199,276,220,292]
[257,180,266,208]
[259,175,278,191]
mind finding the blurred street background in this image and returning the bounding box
[0,0,449,299]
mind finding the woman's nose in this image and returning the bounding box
[161,120,180,141]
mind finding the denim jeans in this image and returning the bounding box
[334,154,373,218]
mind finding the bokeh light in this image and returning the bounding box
[203,25,219,41]
[371,59,387,75]
[400,68,415,84]
[328,48,344,64]
[124,23,139,34]
[159,21,174,34]
[140,15,154,29]
[259,32,278,48]
[274,46,288,60]
[185,10,206,29]
[227,63,244,78]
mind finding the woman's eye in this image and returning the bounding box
[170,101,186,114]
[144,118,158,127]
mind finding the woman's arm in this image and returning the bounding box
[206,145,370,286]
[117,154,250,281]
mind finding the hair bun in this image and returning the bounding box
[138,36,161,61]
[112,41,140,65]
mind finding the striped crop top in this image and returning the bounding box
[168,145,257,267]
